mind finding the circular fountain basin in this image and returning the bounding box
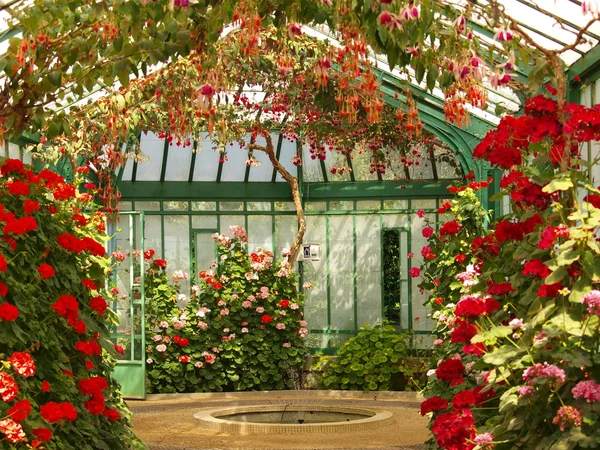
[194,405,393,434]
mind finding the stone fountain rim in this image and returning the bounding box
[193,404,394,435]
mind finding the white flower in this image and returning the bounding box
[152,335,162,342]
[177,293,187,302]
[432,311,441,319]
[509,318,524,328]
[433,339,443,347]
[256,306,265,313]
[290,302,299,310]
[156,344,167,352]
[194,361,204,368]
[242,327,249,333]
[427,369,437,377]
[299,320,308,327]
[276,322,286,330]
[146,358,154,364]
[223,328,230,333]
[159,321,169,328]
[446,303,456,310]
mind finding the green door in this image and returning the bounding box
[111,212,146,399]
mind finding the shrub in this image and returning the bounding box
[145,227,308,393]
[0,159,142,449]
[317,324,412,391]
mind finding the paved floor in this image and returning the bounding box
[129,391,429,450]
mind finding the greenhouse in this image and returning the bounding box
[1,0,600,449]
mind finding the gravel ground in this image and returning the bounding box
[129,394,430,450]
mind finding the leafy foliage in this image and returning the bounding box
[0,159,142,449]
[144,227,308,393]
[316,324,412,392]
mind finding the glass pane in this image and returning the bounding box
[329,200,353,210]
[164,142,193,181]
[164,215,190,294]
[306,334,327,348]
[191,215,218,229]
[356,215,381,327]
[303,216,328,330]
[219,202,244,211]
[248,134,275,182]
[356,200,381,210]
[435,146,462,179]
[306,202,326,211]
[323,149,351,181]
[193,135,220,182]
[8,142,20,159]
[195,233,217,274]
[350,147,378,181]
[248,216,273,252]
[192,201,217,211]
[136,132,165,181]
[383,200,408,210]
[275,216,297,256]
[408,158,434,180]
[274,202,295,211]
[247,202,272,211]
[164,201,188,211]
[301,143,324,182]
[274,138,299,182]
[118,201,133,211]
[382,213,409,228]
[411,199,437,210]
[219,215,245,235]
[329,215,354,330]
[134,201,160,211]
[145,215,162,261]
[221,140,248,182]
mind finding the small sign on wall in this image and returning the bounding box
[301,243,320,261]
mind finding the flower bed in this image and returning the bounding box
[417,97,600,449]
[143,227,308,393]
[0,160,141,448]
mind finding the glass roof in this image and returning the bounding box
[117,131,463,183]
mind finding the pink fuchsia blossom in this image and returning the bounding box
[523,363,566,385]
[552,406,582,431]
[572,380,600,403]
[494,26,513,41]
[242,300,252,309]
[290,302,299,310]
[583,290,600,315]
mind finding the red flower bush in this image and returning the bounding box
[36,263,55,278]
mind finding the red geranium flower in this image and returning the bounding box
[154,259,167,269]
[51,295,79,325]
[212,282,223,289]
[74,339,101,356]
[522,259,551,278]
[7,181,30,196]
[41,380,52,392]
[90,296,107,316]
[144,249,155,259]
[114,344,125,355]
[32,427,52,443]
[78,377,109,396]
[23,199,40,214]
[178,355,190,363]
[487,281,514,296]
[0,253,6,272]
[37,263,55,279]
[7,400,31,422]
[432,408,476,449]
[262,314,273,324]
[537,282,563,297]
[420,396,449,416]
[7,352,36,377]
[450,320,478,343]
[439,220,462,238]
[3,216,37,235]
[279,300,290,308]
[0,372,19,401]
[82,279,97,290]
[422,227,434,238]
[103,408,120,422]
[73,319,87,334]
[0,302,19,321]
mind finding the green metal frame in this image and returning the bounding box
[110,212,147,399]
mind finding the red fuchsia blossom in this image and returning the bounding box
[420,396,449,415]
[37,263,55,279]
[553,406,582,431]
[0,302,19,321]
[0,418,26,444]
[7,352,36,377]
[431,408,476,450]
[572,380,600,402]
[0,372,19,401]
[7,400,31,422]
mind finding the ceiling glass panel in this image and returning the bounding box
[135,132,164,181]
[274,137,299,182]
[164,141,194,181]
[248,134,275,182]
[301,143,325,182]
[193,135,220,182]
[220,139,248,182]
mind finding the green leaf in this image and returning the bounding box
[542,177,573,193]
[483,345,521,365]
[48,70,62,87]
